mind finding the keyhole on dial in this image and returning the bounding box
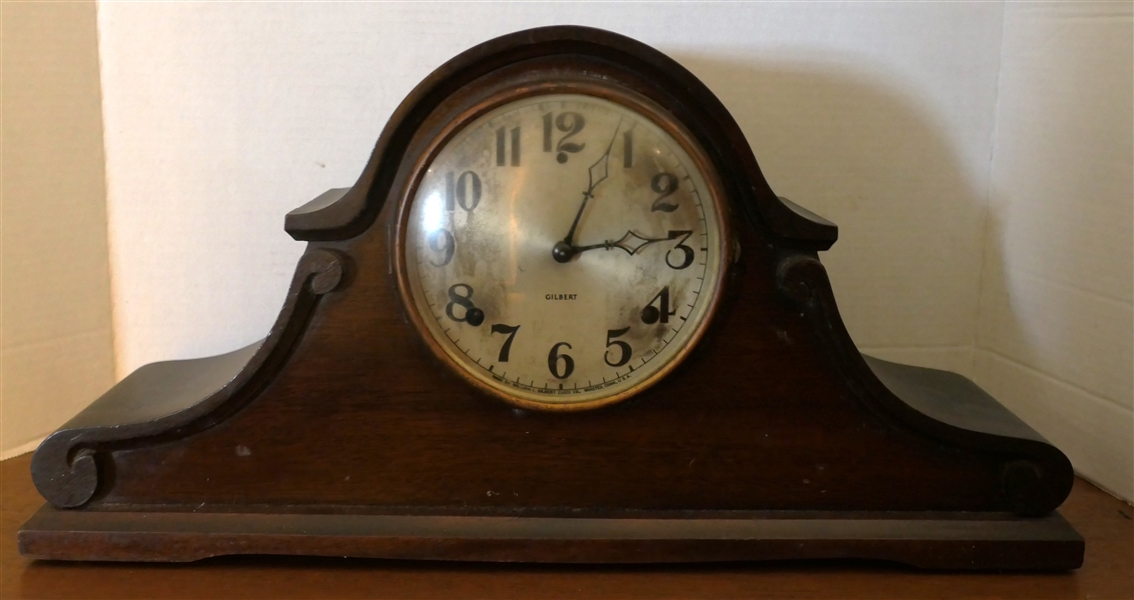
[640,287,675,325]
[445,284,485,327]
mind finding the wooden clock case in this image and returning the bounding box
[19,26,1083,569]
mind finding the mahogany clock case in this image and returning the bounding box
[19,26,1083,569]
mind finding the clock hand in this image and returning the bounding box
[551,119,623,264]
[574,230,686,256]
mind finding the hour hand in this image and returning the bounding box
[575,230,679,256]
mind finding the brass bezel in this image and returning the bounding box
[393,73,733,412]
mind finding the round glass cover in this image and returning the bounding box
[403,93,726,409]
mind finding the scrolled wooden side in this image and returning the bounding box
[775,253,1074,517]
[28,447,99,509]
[31,247,349,508]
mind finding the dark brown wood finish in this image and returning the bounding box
[21,26,1081,568]
[5,455,1131,599]
[19,505,1083,569]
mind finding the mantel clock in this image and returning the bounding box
[19,26,1083,570]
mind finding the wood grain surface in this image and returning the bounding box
[4,454,1131,599]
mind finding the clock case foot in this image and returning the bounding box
[21,26,1082,569]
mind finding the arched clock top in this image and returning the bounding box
[284,25,838,250]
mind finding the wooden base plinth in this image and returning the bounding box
[19,505,1083,570]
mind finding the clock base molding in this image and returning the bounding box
[19,505,1083,570]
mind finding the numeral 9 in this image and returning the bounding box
[427,229,455,267]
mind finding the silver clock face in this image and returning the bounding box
[403,93,726,409]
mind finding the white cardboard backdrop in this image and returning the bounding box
[975,2,1132,500]
[1,2,116,458]
[95,3,1132,499]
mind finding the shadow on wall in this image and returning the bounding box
[673,54,999,377]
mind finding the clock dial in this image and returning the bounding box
[403,93,726,409]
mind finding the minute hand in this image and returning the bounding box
[575,230,693,256]
[560,119,623,248]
